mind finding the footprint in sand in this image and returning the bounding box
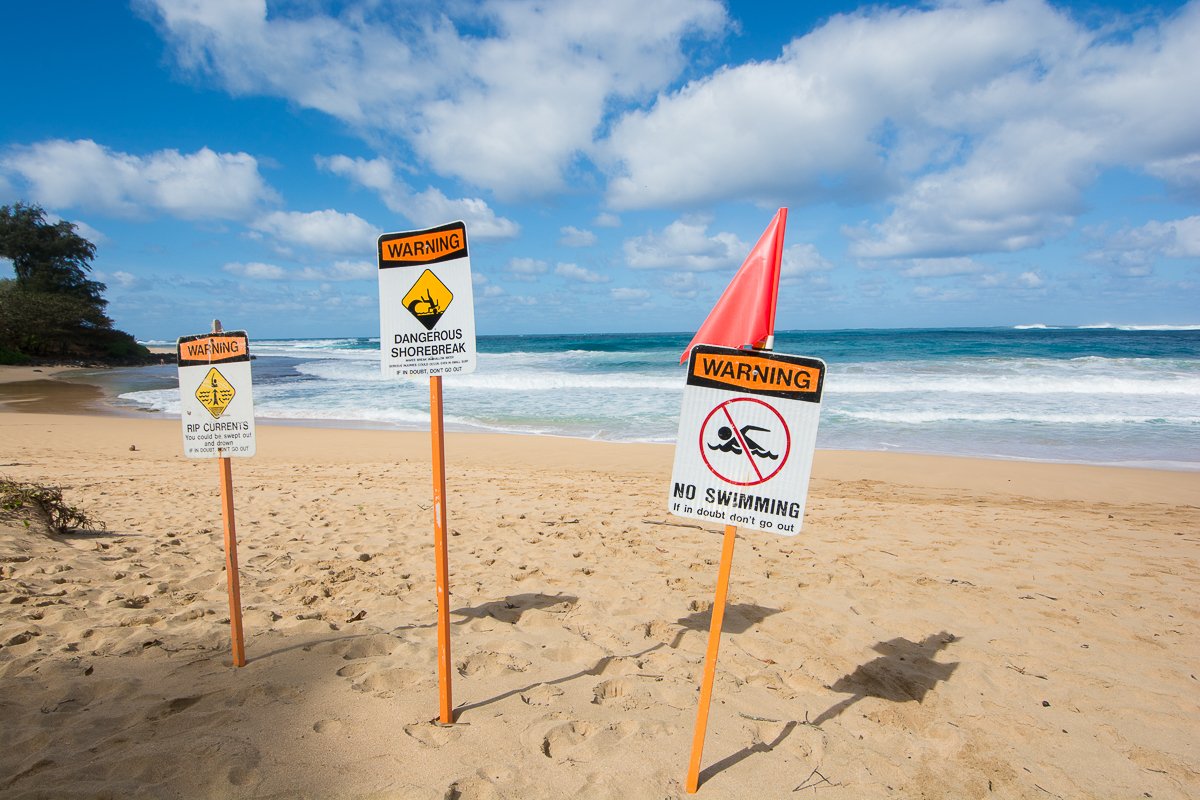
[591,678,632,705]
[336,663,426,695]
[540,721,600,760]
[312,719,344,734]
[519,683,563,706]
[334,633,396,660]
[455,651,531,677]
[402,721,461,747]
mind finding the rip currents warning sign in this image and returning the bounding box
[177,330,257,459]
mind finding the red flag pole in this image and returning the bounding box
[762,208,787,351]
[684,209,786,792]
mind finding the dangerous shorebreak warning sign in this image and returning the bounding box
[378,220,477,377]
[177,331,256,459]
[668,345,825,536]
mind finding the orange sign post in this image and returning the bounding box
[217,451,247,667]
[686,523,737,792]
[177,320,256,668]
[378,222,477,724]
[429,375,453,722]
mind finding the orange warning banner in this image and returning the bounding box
[688,346,823,401]
[379,222,467,267]
[177,333,250,367]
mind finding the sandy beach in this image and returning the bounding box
[1,372,1198,799]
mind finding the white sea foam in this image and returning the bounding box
[115,330,1200,468]
[838,409,1197,425]
[1077,323,1200,331]
[829,372,1200,396]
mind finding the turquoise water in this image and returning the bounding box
[112,326,1200,470]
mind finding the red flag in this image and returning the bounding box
[680,209,787,363]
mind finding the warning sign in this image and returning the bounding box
[668,345,825,535]
[379,221,477,377]
[177,331,256,459]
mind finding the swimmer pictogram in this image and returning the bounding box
[708,424,779,460]
[699,397,790,486]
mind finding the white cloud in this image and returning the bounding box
[1135,216,1200,258]
[1,138,276,219]
[44,214,107,245]
[781,243,834,279]
[251,209,378,255]
[1090,215,1200,273]
[593,212,621,228]
[624,217,745,272]
[318,154,518,240]
[1018,271,1044,288]
[555,262,608,283]
[1145,153,1200,199]
[559,226,597,247]
[224,261,287,280]
[662,271,703,299]
[144,0,727,198]
[898,257,985,279]
[102,270,143,290]
[602,1,1200,258]
[223,258,375,283]
[611,287,650,301]
[507,257,548,281]
[296,260,375,281]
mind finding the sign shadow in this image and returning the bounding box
[452,642,665,717]
[451,592,578,625]
[670,602,782,647]
[698,719,799,787]
[811,631,960,726]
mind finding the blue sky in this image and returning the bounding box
[2,0,1198,340]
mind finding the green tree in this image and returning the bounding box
[0,202,107,305]
[0,202,149,364]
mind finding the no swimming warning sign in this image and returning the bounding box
[378,221,477,377]
[668,345,825,535]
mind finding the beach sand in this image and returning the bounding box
[1,374,1198,799]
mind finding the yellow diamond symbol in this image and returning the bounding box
[402,269,453,330]
[195,367,236,419]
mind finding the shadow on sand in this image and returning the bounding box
[811,631,960,726]
[698,631,959,789]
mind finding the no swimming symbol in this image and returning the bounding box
[700,397,791,486]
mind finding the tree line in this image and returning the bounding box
[0,202,151,365]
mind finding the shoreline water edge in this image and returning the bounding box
[6,325,1198,471]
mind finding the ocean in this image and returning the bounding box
[99,326,1199,471]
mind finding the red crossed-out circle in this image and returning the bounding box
[699,397,790,486]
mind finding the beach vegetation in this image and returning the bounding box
[0,477,105,534]
[0,202,152,365]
